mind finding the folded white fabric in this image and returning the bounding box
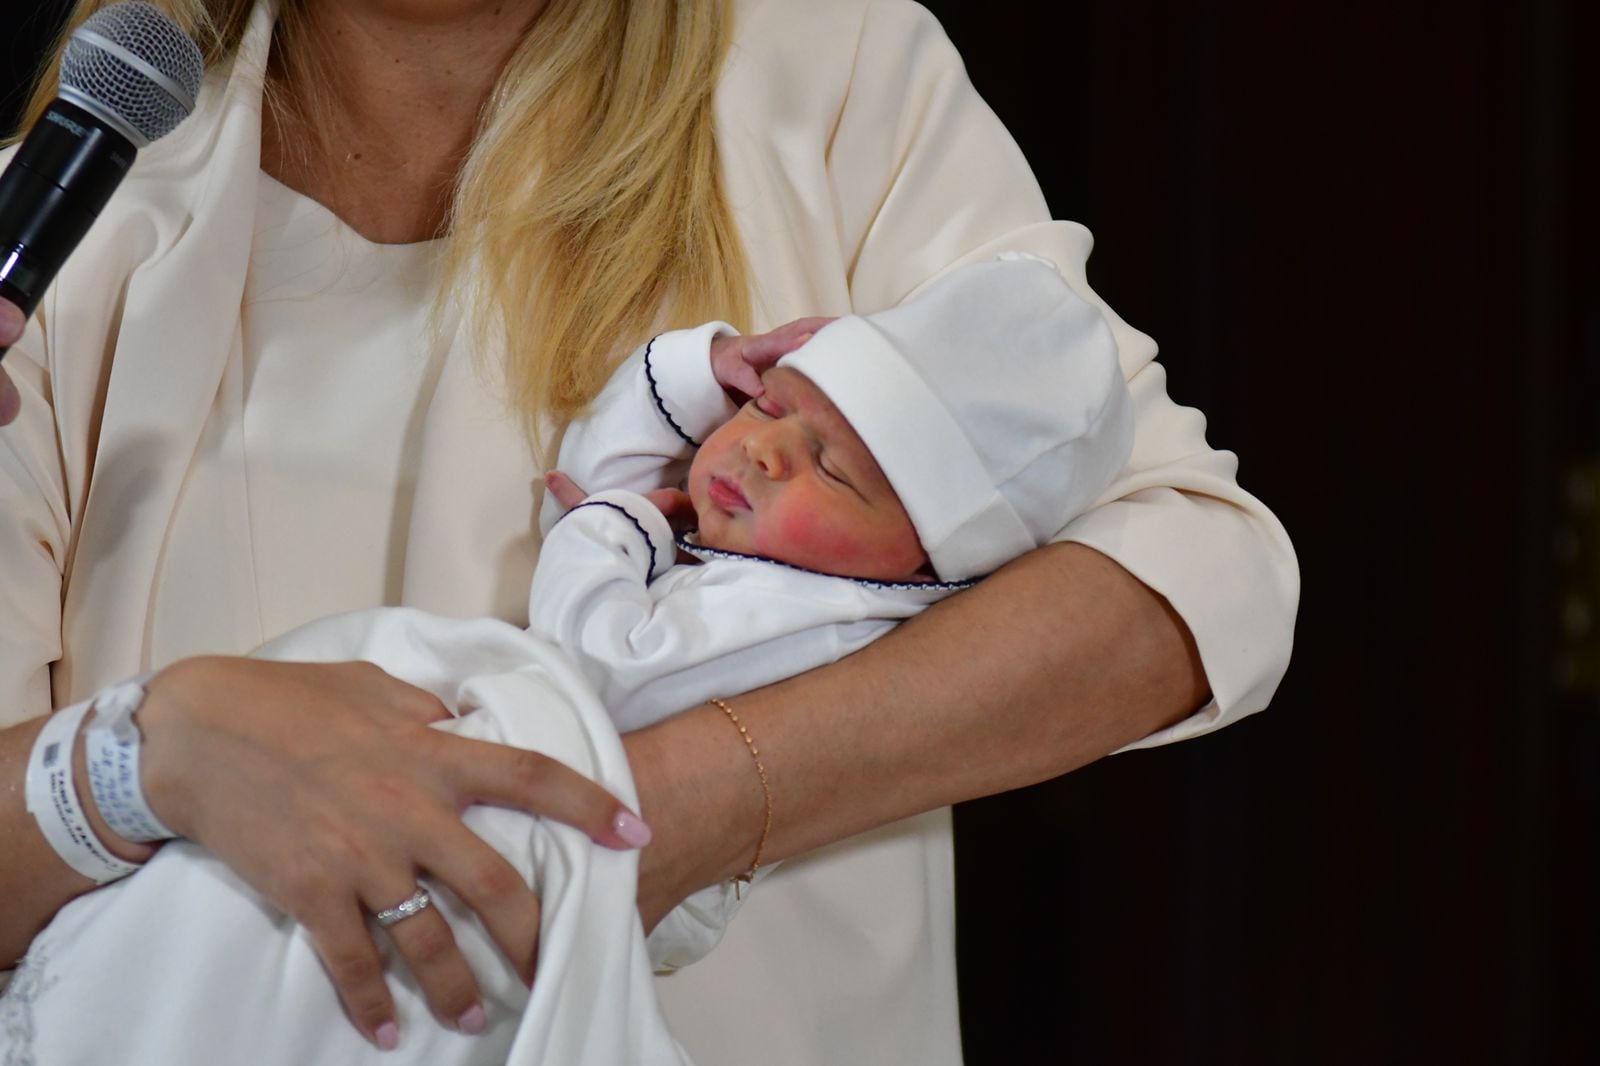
[2,609,690,1066]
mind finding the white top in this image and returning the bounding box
[239,174,446,639]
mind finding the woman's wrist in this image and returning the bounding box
[70,722,160,865]
[65,655,223,861]
[625,702,770,931]
[126,655,228,844]
[57,665,206,868]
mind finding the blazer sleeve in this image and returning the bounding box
[0,303,71,728]
[827,0,1299,747]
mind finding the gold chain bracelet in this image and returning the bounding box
[708,698,772,898]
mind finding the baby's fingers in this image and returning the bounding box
[720,356,766,400]
[543,471,589,511]
[754,316,834,359]
[645,488,696,532]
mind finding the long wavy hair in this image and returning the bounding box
[18,0,752,448]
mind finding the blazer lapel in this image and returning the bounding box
[56,3,275,696]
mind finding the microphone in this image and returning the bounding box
[0,1,203,359]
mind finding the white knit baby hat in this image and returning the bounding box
[780,253,1133,581]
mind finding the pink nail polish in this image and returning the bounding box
[457,1004,487,1035]
[613,810,653,847]
[375,1021,399,1051]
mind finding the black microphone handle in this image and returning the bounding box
[0,98,138,360]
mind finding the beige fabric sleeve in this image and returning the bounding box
[829,0,1299,746]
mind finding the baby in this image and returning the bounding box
[3,255,1132,1065]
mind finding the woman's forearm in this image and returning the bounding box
[627,541,1209,926]
[0,716,102,964]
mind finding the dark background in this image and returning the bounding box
[6,1,1596,1062]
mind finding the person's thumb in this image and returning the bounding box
[0,300,23,346]
[0,301,24,425]
[0,369,19,427]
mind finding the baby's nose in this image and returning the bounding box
[743,424,794,478]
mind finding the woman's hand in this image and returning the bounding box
[0,299,24,426]
[709,316,835,403]
[132,655,650,1050]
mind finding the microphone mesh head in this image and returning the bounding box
[59,2,205,146]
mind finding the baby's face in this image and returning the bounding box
[687,367,929,582]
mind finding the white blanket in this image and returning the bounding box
[2,609,689,1066]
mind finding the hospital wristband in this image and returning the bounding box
[24,698,144,883]
[83,675,179,844]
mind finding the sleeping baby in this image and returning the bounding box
[5,253,1132,1065]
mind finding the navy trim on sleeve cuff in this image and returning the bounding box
[675,534,977,591]
[564,500,662,582]
[643,335,700,447]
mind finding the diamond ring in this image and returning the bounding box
[373,886,433,927]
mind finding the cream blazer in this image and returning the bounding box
[0,1,1298,1062]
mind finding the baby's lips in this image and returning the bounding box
[707,476,749,511]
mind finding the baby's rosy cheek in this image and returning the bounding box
[760,506,866,566]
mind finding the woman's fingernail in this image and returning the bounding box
[457,1004,486,1035]
[374,1021,399,1051]
[0,302,21,342]
[613,810,653,848]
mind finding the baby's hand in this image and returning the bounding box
[544,470,591,511]
[709,316,836,402]
[545,472,697,534]
[643,488,696,534]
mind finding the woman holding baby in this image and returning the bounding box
[0,0,1296,1062]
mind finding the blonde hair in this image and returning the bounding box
[18,0,752,448]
